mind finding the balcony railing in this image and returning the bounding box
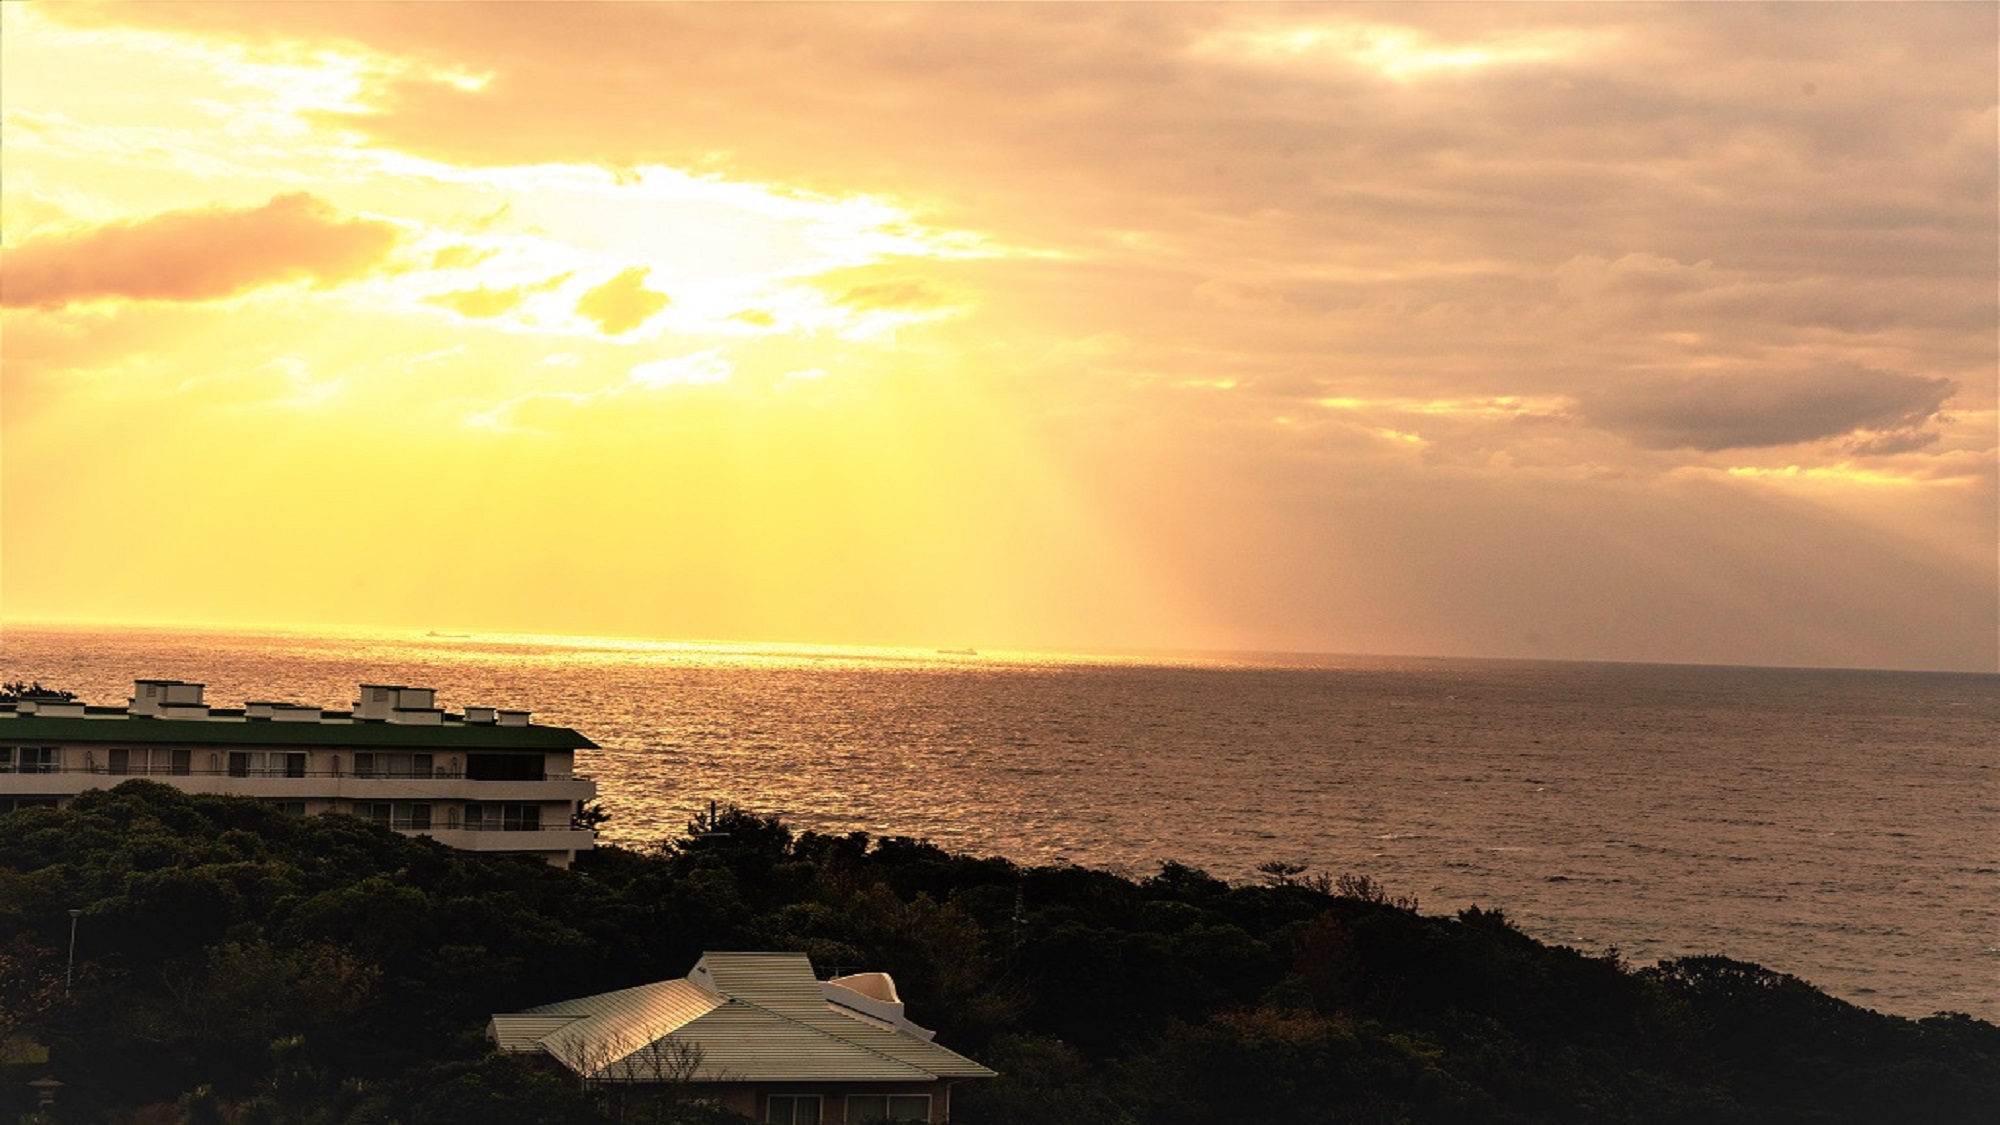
[0,764,584,781]
[370,817,579,833]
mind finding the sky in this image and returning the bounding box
[2,2,1994,672]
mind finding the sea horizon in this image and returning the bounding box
[7,620,1996,1022]
[7,617,1994,680]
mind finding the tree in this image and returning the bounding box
[0,682,77,703]
[0,940,66,1050]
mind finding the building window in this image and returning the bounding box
[846,1095,930,1124]
[354,752,435,779]
[12,748,60,774]
[106,747,192,776]
[766,1095,821,1124]
[227,751,309,778]
[463,803,543,831]
[467,753,544,781]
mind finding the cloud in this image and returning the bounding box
[575,266,670,334]
[426,284,526,318]
[1194,278,1295,312]
[11,3,1996,669]
[2,193,399,309]
[1844,428,1942,458]
[834,277,953,312]
[1579,365,1956,451]
[628,349,731,388]
[423,271,571,319]
[430,244,494,269]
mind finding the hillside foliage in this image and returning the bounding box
[2,782,1995,1123]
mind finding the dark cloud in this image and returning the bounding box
[1579,365,1956,451]
[2,193,399,309]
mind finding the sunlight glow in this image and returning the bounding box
[1724,464,1926,487]
[1197,20,1592,79]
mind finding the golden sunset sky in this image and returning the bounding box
[3,2,1994,671]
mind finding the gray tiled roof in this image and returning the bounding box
[490,952,995,1084]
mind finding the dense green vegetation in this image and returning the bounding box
[2,781,1995,1123]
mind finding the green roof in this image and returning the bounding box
[0,713,596,750]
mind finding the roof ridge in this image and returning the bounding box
[720,994,936,1079]
[812,1001,994,1076]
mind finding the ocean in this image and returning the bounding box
[5,623,1995,1022]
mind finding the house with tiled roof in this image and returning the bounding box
[489,952,995,1123]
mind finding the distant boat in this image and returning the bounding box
[936,647,978,656]
[426,630,471,639]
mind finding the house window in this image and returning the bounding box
[109,748,131,776]
[846,1095,931,1124]
[14,748,60,774]
[765,1095,821,1124]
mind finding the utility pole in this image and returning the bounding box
[65,909,81,996]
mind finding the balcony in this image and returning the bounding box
[417,826,597,856]
[0,765,594,803]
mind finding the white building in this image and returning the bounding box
[0,679,598,867]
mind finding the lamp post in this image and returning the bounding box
[64,909,81,996]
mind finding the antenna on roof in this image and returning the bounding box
[689,799,732,839]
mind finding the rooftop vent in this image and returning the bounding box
[130,679,205,716]
[355,685,437,721]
